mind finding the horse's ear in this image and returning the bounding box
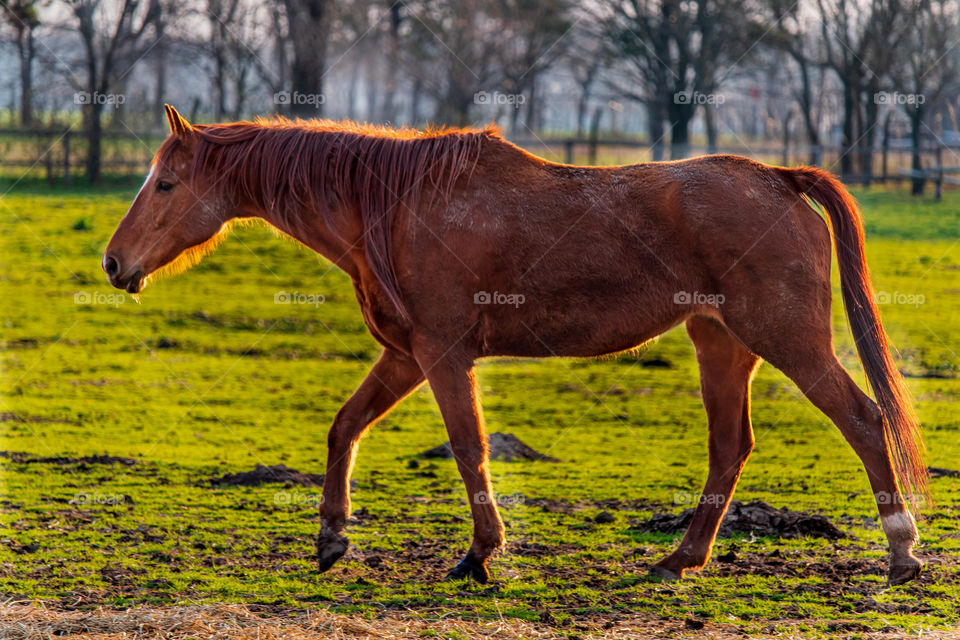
[164,104,193,137]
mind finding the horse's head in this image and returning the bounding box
[103,105,230,294]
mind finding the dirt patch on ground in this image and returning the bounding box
[0,412,79,425]
[929,466,960,478]
[210,463,325,487]
[639,500,844,540]
[0,451,137,466]
[421,432,559,462]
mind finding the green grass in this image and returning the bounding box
[1,181,959,636]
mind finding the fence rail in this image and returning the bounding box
[0,128,166,185]
[1,128,956,197]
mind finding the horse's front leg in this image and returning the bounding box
[317,348,424,572]
[418,353,504,582]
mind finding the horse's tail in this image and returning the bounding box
[778,166,928,506]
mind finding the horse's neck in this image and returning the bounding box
[252,193,364,280]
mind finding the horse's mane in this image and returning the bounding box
[156,117,497,319]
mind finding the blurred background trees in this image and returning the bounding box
[0,0,958,187]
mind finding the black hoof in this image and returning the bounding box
[445,549,490,583]
[648,564,681,582]
[316,530,349,573]
[888,556,922,585]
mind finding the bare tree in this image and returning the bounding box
[893,0,958,194]
[281,0,328,117]
[403,0,501,125]
[564,20,608,137]
[491,0,572,135]
[1,0,40,126]
[816,0,919,184]
[767,0,828,165]
[66,0,161,184]
[602,0,758,160]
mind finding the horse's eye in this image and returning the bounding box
[156,180,174,193]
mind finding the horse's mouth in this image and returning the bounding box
[109,269,143,294]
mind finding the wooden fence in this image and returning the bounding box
[0,128,166,185]
[1,128,956,196]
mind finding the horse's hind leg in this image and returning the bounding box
[724,317,921,584]
[651,316,760,580]
[776,351,920,583]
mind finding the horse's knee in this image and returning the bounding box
[327,409,360,449]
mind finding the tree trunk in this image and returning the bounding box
[860,78,880,187]
[17,26,35,127]
[840,75,857,181]
[524,77,538,133]
[410,75,422,125]
[796,53,820,165]
[152,30,167,128]
[647,101,665,162]
[910,106,924,195]
[576,87,589,137]
[781,110,794,166]
[437,89,472,127]
[232,63,248,119]
[213,20,227,119]
[283,0,327,118]
[705,102,718,154]
[379,1,402,122]
[86,101,103,185]
[668,100,693,160]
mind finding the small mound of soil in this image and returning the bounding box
[211,463,325,487]
[640,500,843,540]
[928,466,960,478]
[421,432,559,462]
[0,451,137,466]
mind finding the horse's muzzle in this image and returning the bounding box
[103,253,142,293]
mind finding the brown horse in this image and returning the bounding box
[104,105,927,585]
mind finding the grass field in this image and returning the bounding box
[2,178,960,638]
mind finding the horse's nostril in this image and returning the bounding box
[103,255,119,277]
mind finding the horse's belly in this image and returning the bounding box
[478,299,687,358]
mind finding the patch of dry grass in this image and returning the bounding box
[2,603,959,640]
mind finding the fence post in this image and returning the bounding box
[587,107,601,165]
[564,140,573,164]
[45,133,54,184]
[881,135,889,184]
[63,130,71,186]
[935,145,943,202]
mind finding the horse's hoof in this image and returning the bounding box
[316,530,350,573]
[648,564,682,582]
[888,556,922,585]
[445,550,490,583]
